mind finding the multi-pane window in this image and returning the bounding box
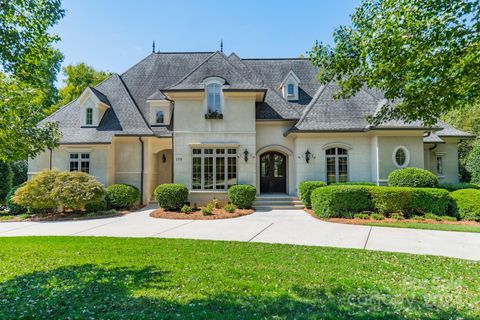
[326,147,348,183]
[86,108,93,125]
[287,83,295,96]
[207,83,221,113]
[436,156,444,175]
[192,148,237,190]
[69,153,90,174]
[155,110,164,124]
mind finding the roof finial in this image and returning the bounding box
[152,40,156,53]
[220,39,223,52]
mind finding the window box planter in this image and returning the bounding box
[205,112,223,119]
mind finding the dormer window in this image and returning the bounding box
[155,110,165,124]
[86,108,93,125]
[287,84,295,96]
[207,83,221,113]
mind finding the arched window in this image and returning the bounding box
[392,146,410,168]
[326,147,348,183]
[86,108,93,125]
[155,110,164,124]
[207,83,221,113]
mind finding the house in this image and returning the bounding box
[28,51,472,205]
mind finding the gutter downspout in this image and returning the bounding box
[139,137,144,205]
[429,143,438,151]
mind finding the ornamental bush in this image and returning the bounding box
[5,185,27,214]
[298,181,326,208]
[13,170,59,210]
[0,161,12,203]
[330,181,377,186]
[388,167,438,188]
[84,198,108,213]
[438,183,480,192]
[450,189,480,221]
[370,187,450,217]
[154,184,188,210]
[107,184,140,209]
[311,186,373,218]
[228,185,256,209]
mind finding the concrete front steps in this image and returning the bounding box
[253,194,304,210]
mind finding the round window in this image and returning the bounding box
[393,146,410,168]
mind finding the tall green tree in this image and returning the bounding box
[0,0,65,162]
[55,63,112,110]
[309,0,480,126]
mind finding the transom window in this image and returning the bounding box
[155,110,165,124]
[287,83,295,96]
[86,108,93,125]
[69,153,90,174]
[326,147,348,183]
[393,146,410,168]
[192,148,237,190]
[207,83,221,113]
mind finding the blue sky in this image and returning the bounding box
[52,0,359,83]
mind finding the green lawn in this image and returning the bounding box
[0,237,479,319]
[362,221,480,233]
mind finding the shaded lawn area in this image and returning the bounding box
[0,237,479,319]
[361,221,480,233]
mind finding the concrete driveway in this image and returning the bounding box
[1,207,479,261]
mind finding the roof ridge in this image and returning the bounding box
[242,57,309,61]
[165,51,219,89]
[155,51,215,54]
[115,74,153,133]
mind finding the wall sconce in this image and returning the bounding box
[305,149,315,163]
[162,154,166,163]
[243,149,249,162]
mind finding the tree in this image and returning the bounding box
[0,161,12,203]
[54,63,112,110]
[0,0,65,162]
[309,0,480,126]
[465,140,480,183]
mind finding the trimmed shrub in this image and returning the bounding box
[224,203,237,213]
[371,213,385,220]
[107,184,140,209]
[53,171,106,211]
[201,204,213,216]
[390,212,405,220]
[5,185,27,214]
[311,186,373,218]
[154,184,188,210]
[181,204,192,214]
[298,181,326,208]
[388,167,438,188]
[438,183,480,192]
[450,189,480,221]
[13,170,59,210]
[370,187,450,216]
[353,213,370,219]
[9,160,27,188]
[228,185,256,209]
[85,199,108,213]
[0,161,12,203]
[330,182,377,186]
[425,213,442,221]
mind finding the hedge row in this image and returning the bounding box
[450,189,480,220]
[311,185,452,218]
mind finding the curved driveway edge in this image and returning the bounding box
[1,207,479,261]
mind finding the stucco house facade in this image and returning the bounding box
[29,51,472,205]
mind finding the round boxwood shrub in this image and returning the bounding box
[298,181,326,208]
[5,185,27,214]
[388,167,438,188]
[311,185,373,218]
[228,185,256,209]
[84,198,108,213]
[450,189,480,221]
[106,184,140,209]
[154,184,188,210]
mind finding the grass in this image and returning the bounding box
[362,221,480,233]
[0,237,479,319]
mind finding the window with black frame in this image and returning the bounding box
[325,147,348,183]
[192,148,237,190]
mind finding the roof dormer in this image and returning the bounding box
[147,90,173,126]
[280,70,301,101]
[77,87,111,127]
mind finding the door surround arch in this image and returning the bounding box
[256,145,293,195]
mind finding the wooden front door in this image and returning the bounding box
[260,152,287,193]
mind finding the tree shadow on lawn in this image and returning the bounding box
[0,264,474,319]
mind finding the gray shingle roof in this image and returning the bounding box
[423,132,445,143]
[43,51,472,143]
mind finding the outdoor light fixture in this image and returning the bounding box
[243,149,249,162]
[305,149,315,163]
[162,154,166,163]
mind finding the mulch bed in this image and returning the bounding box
[150,208,255,220]
[304,208,480,226]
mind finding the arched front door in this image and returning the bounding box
[260,152,287,193]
